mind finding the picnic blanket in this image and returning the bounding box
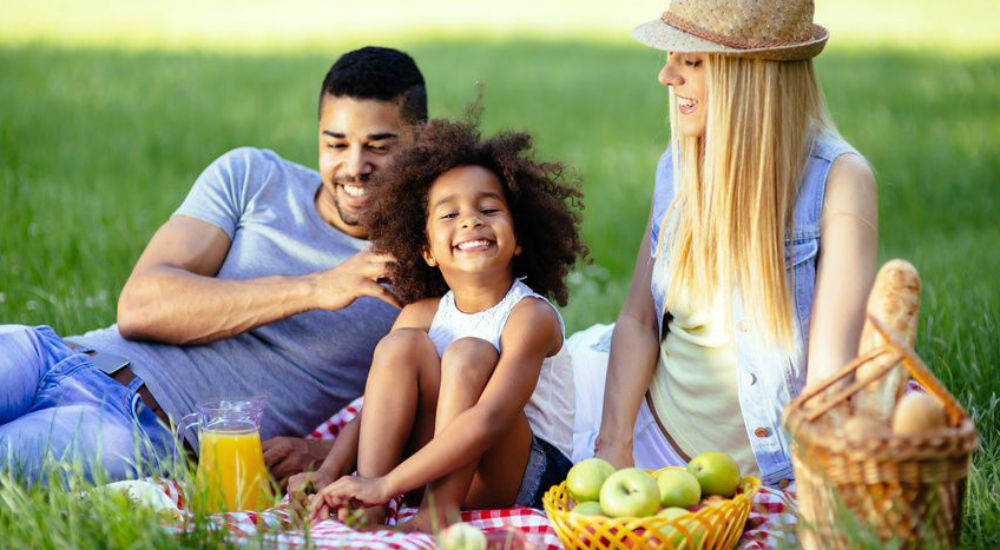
[144,396,798,549]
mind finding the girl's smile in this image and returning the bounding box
[453,238,496,253]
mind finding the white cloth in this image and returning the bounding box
[567,323,686,468]
[427,279,574,458]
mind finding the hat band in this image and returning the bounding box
[661,11,813,50]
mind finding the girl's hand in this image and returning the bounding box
[288,469,336,519]
[308,475,394,522]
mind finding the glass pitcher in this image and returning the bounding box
[179,396,273,512]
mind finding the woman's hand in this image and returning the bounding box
[308,475,394,522]
[594,434,635,470]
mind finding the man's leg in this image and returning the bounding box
[0,324,166,482]
[0,324,54,424]
[0,404,142,481]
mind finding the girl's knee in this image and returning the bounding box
[370,329,437,379]
[441,338,499,380]
[373,329,435,360]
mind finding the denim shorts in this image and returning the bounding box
[514,436,572,509]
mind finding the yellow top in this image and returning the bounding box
[648,292,761,477]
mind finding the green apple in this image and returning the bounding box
[572,501,605,516]
[657,506,690,520]
[656,469,701,509]
[687,451,741,498]
[437,522,487,550]
[656,507,706,549]
[566,458,615,503]
[598,468,660,518]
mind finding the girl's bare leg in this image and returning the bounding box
[404,337,533,532]
[351,328,440,527]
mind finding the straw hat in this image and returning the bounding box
[633,0,829,60]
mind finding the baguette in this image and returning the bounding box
[852,259,921,421]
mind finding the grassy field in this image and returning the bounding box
[2,1,999,547]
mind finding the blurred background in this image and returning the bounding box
[1,0,998,546]
[3,0,997,328]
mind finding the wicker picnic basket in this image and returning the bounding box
[783,316,979,549]
[543,467,760,550]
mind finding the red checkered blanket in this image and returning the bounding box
[149,396,798,549]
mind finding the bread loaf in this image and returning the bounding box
[853,259,921,421]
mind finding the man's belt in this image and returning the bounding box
[64,341,170,426]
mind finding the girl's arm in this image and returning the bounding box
[594,210,661,469]
[311,299,560,511]
[806,153,879,387]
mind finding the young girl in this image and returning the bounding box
[309,119,588,530]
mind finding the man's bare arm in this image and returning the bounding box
[117,215,399,345]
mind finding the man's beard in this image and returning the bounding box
[333,193,361,226]
[333,177,368,227]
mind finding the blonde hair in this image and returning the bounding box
[659,55,834,348]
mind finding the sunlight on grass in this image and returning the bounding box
[2,0,999,53]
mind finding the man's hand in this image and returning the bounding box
[310,250,401,310]
[262,437,333,486]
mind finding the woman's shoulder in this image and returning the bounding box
[653,144,675,196]
[823,152,878,222]
[810,130,862,163]
[794,131,874,229]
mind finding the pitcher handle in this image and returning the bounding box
[177,413,201,454]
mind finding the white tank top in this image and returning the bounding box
[428,279,574,458]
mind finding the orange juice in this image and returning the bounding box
[196,429,271,512]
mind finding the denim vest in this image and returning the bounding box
[647,131,859,485]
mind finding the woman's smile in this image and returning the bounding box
[677,95,698,115]
[659,52,707,137]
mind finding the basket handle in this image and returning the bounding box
[786,314,966,428]
[868,315,966,427]
[793,346,900,423]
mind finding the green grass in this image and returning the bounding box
[0,456,285,550]
[1,11,999,550]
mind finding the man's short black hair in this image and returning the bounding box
[319,46,428,124]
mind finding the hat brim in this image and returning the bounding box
[632,18,828,61]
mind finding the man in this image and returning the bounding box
[0,46,426,482]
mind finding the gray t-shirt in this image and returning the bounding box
[72,147,398,440]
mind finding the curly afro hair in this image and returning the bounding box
[362,119,588,307]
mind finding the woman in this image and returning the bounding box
[590,0,878,487]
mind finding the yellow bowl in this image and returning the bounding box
[543,467,760,550]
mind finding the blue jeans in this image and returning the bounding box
[514,436,572,509]
[0,325,175,482]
